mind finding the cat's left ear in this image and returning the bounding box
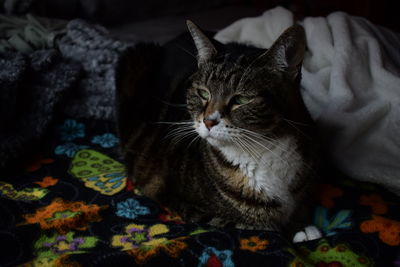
[255,24,306,79]
[186,20,217,66]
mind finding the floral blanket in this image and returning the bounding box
[1,117,399,267]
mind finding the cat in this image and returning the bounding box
[115,21,319,236]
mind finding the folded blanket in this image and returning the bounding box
[215,7,400,195]
[0,15,128,169]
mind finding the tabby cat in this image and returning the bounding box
[116,21,318,234]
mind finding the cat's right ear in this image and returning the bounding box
[186,20,217,66]
[250,24,306,80]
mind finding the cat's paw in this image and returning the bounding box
[292,225,322,243]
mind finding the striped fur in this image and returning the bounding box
[116,24,318,233]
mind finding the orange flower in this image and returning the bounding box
[127,237,187,264]
[360,215,400,246]
[34,176,59,188]
[240,236,269,252]
[315,184,343,208]
[159,207,184,224]
[25,155,54,172]
[359,194,388,214]
[20,198,107,234]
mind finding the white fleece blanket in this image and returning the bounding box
[215,7,400,195]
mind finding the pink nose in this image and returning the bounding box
[203,119,219,130]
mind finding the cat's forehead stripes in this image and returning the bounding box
[196,64,245,96]
[192,83,209,91]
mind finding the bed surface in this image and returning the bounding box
[1,117,399,266]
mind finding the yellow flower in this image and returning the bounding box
[148,224,169,236]
[111,223,188,264]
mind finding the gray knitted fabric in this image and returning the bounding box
[57,19,129,120]
[0,15,130,168]
[0,50,82,168]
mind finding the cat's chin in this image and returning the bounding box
[197,132,234,149]
[205,136,233,148]
[205,137,220,147]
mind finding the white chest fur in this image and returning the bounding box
[217,136,302,201]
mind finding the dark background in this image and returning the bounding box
[4,0,398,32]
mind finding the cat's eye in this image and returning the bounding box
[232,95,253,105]
[197,89,210,101]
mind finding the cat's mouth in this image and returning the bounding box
[195,119,233,146]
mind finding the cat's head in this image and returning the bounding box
[185,21,308,148]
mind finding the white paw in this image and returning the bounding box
[292,225,322,243]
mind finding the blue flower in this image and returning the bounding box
[91,133,119,148]
[59,120,85,141]
[116,198,150,219]
[55,143,89,158]
[314,206,352,236]
[198,247,234,267]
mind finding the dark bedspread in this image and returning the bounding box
[1,117,400,266]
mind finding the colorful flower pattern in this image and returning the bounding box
[115,198,150,219]
[34,176,59,188]
[28,232,98,266]
[360,194,388,214]
[24,155,54,172]
[316,184,343,209]
[360,215,400,246]
[4,119,399,266]
[59,119,85,141]
[55,143,89,158]
[37,232,98,256]
[239,236,269,252]
[112,223,188,264]
[314,206,352,236]
[69,149,127,195]
[198,247,234,267]
[91,133,119,148]
[0,182,49,201]
[159,207,184,224]
[20,198,107,234]
[289,239,373,267]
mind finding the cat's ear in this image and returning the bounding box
[255,24,306,79]
[186,20,217,66]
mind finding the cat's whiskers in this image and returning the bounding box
[233,137,261,164]
[156,98,187,108]
[234,126,290,153]
[187,135,202,148]
[238,137,263,159]
[240,128,316,173]
[283,119,309,138]
[163,124,193,133]
[231,137,259,166]
[241,134,289,166]
[153,121,193,125]
[174,44,196,59]
[172,132,198,146]
[238,136,277,167]
[162,122,201,148]
[164,126,195,140]
[169,129,198,147]
[283,118,309,127]
[209,126,288,165]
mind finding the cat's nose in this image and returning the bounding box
[203,118,219,130]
